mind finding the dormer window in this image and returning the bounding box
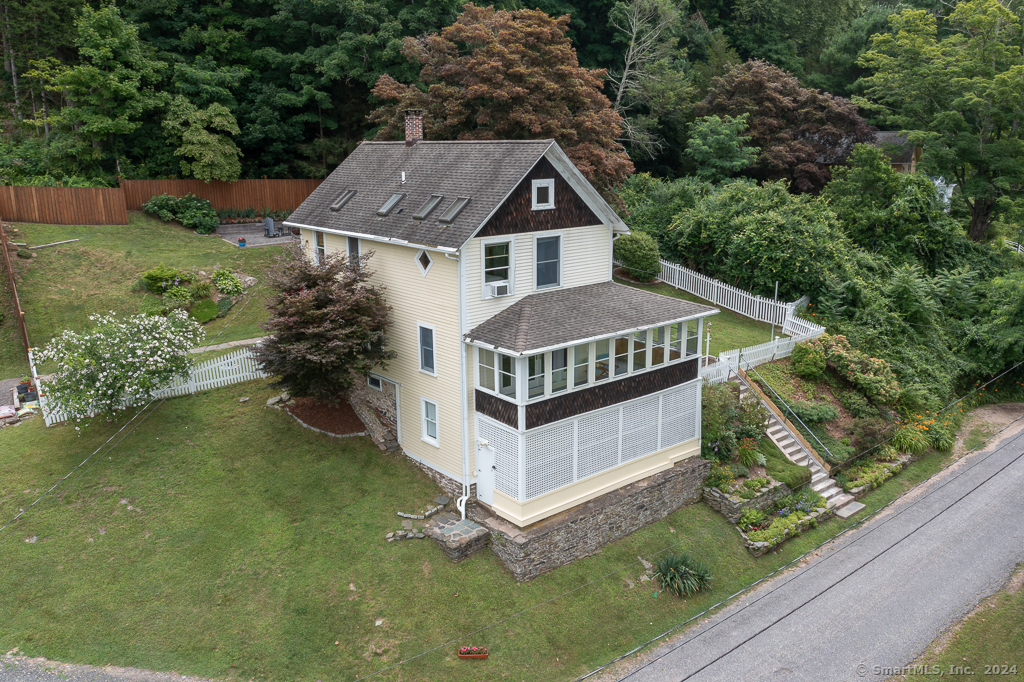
[439,197,470,223]
[532,179,555,210]
[377,193,404,216]
[413,194,444,220]
[329,189,356,212]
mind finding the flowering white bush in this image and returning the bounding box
[36,310,205,423]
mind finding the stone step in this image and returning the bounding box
[811,477,834,492]
[835,500,866,519]
[811,471,828,483]
[831,492,854,508]
[820,485,843,502]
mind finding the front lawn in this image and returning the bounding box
[0,213,285,378]
[614,277,780,356]
[0,382,956,682]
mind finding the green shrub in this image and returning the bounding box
[876,444,900,462]
[704,463,735,491]
[805,334,901,404]
[849,416,893,451]
[892,425,929,454]
[613,231,661,282]
[189,298,219,324]
[761,440,812,488]
[141,264,186,292]
[743,477,770,490]
[729,463,749,479]
[211,269,244,296]
[163,286,194,304]
[838,389,874,418]
[216,297,234,317]
[141,194,178,222]
[791,341,826,379]
[654,552,713,597]
[142,193,219,235]
[790,400,839,424]
[186,281,212,299]
[737,508,767,530]
[928,425,954,451]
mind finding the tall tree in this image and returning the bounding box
[684,112,758,182]
[368,4,634,200]
[857,0,1024,241]
[162,95,242,181]
[698,59,875,192]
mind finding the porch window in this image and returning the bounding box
[595,339,610,382]
[651,327,666,366]
[686,319,700,357]
[551,349,568,394]
[573,343,589,388]
[669,322,683,362]
[479,349,496,391]
[498,353,517,398]
[632,331,647,372]
[528,354,545,399]
[614,336,629,377]
[479,349,517,399]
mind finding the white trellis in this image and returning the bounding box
[30,345,270,427]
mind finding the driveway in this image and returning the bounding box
[601,413,1024,682]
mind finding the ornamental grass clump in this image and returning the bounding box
[654,552,713,597]
[36,311,204,425]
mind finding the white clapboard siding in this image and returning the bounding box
[33,346,269,427]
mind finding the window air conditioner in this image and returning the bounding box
[489,283,510,297]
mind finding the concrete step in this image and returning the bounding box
[835,500,866,519]
[811,471,828,483]
[831,492,854,508]
[811,477,834,492]
[820,485,843,502]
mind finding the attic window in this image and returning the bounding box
[329,189,356,212]
[532,179,555,210]
[438,197,470,223]
[416,249,433,276]
[377,193,405,216]
[413,194,444,220]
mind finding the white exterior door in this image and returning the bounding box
[477,442,495,505]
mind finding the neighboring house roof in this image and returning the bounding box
[465,281,717,355]
[874,131,917,164]
[284,140,628,252]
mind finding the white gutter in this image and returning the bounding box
[284,220,460,254]
[447,251,472,520]
[463,309,720,358]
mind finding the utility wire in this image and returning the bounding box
[0,279,266,543]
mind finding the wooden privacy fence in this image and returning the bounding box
[120,179,322,212]
[31,345,270,427]
[0,186,128,225]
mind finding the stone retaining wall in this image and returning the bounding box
[473,457,711,581]
[702,479,790,523]
[348,379,398,446]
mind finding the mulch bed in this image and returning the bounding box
[286,397,366,436]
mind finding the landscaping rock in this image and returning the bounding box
[239,397,249,403]
[266,396,282,406]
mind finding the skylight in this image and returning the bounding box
[329,189,356,212]
[376,193,405,216]
[413,194,444,220]
[438,197,470,223]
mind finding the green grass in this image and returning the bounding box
[614,277,780,356]
[0,382,965,682]
[898,566,1024,681]
[762,439,812,489]
[963,425,999,452]
[0,212,285,378]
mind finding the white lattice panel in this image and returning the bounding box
[661,383,699,447]
[524,422,575,499]
[621,396,659,462]
[578,410,619,480]
[479,418,520,500]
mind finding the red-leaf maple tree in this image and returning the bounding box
[698,60,875,193]
[368,4,633,202]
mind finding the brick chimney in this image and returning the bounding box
[404,109,423,146]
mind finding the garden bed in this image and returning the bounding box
[703,477,790,523]
[739,503,833,557]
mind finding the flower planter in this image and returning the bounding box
[458,647,488,659]
[237,239,246,247]
[17,383,30,395]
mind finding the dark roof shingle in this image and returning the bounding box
[466,282,718,354]
[285,140,554,250]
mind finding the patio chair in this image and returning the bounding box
[264,216,279,238]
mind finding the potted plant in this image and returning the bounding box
[458,646,488,659]
[238,237,246,247]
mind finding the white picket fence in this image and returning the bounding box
[30,346,269,427]
[1007,239,1024,255]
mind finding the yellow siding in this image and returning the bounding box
[464,224,612,332]
[302,229,467,480]
[491,437,700,527]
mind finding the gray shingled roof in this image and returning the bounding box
[285,140,554,251]
[465,281,718,354]
[874,131,916,164]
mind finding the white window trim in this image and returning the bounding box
[347,236,360,258]
[367,375,383,391]
[311,230,326,266]
[480,235,515,299]
[475,346,519,403]
[533,231,563,291]
[531,178,555,211]
[415,249,433,277]
[420,396,440,447]
[417,322,437,377]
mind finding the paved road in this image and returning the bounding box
[604,417,1024,682]
[0,656,217,682]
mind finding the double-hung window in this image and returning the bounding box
[651,327,666,366]
[614,336,629,377]
[535,235,561,289]
[421,398,439,446]
[573,343,590,387]
[313,231,326,265]
[551,349,568,393]
[685,319,700,357]
[478,349,517,399]
[418,324,436,375]
[484,242,511,283]
[632,331,647,371]
[528,354,545,399]
[669,322,683,362]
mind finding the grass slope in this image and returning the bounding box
[614,277,780,356]
[0,382,962,682]
[0,213,285,378]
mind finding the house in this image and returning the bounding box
[874,131,921,173]
[283,111,718,545]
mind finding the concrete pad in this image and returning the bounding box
[835,500,866,518]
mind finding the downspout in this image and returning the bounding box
[446,251,471,520]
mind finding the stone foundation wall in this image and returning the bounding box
[348,378,398,445]
[702,480,790,524]
[405,453,474,502]
[474,457,711,581]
